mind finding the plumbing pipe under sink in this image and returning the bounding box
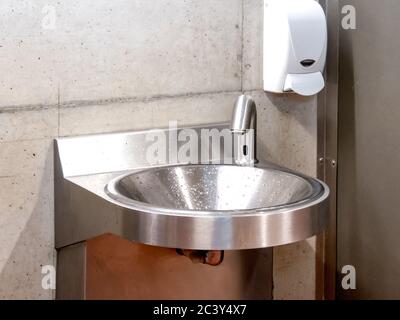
[176,249,224,266]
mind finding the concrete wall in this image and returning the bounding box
[0,0,318,299]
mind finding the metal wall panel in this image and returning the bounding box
[337,0,400,299]
[317,0,339,300]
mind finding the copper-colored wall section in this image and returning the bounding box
[83,234,272,300]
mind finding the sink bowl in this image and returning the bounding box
[108,165,319,212]
[105,163,329,250]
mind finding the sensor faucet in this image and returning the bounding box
[230,95,257,165]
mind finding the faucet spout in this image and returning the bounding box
[231,95,257,133]
[230,95,257,164]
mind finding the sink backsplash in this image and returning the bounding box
[56,123,233,178]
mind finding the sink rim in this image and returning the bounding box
[105,162,329,218]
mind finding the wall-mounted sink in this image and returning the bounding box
[107,164,319,211]
[104,163,328,249]
[55,123,329,250]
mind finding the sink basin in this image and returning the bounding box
[107,165,321,212]
[105,163,329,250]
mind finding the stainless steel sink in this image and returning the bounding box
[107,164,322,211]
[54,123,329,250]
[103,163,328,249]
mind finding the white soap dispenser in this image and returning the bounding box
[263,0,327,96]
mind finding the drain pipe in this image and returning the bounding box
[176,249,224,266]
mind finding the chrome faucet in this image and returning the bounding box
[230,95,257,165]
